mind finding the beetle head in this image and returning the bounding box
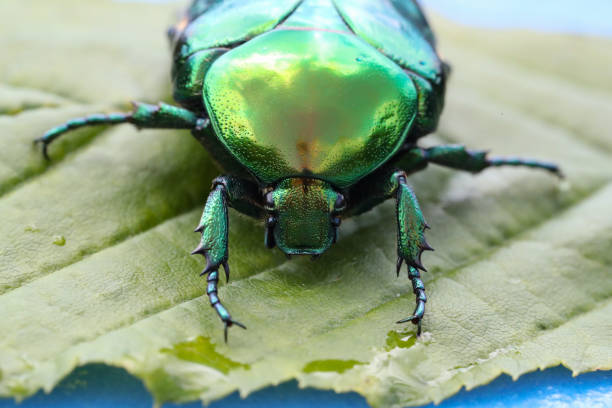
[264,178,345,256]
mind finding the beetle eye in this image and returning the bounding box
[335,194,346,211]
[265,192,275,210]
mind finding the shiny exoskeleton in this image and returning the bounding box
[36,0,561,341]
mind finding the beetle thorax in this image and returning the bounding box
[204,29,418,189]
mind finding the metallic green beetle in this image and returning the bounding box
[36,0,561,340]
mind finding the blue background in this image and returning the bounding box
[1,364,611,408]
[2,1,611,407]
[424,0,612,37]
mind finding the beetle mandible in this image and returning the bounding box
[36,0,561,341]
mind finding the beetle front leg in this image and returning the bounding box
[393,171,432,336]
[192,176,264,341]
[193,178,244,342]
[35,102,208,159]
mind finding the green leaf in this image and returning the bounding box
[1,1,611,407]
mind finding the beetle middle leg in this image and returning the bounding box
[193,176,264,342]
[421,144,563,177]
[34,102,209,160]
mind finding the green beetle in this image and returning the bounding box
[36,0,561,340]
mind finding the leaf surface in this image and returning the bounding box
[1,2,611,407]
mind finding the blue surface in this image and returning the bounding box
[1,364,611,408]
[3,1,610,408]
[119,0,612,37]
[423,0,612,37]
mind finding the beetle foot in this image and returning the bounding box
[396,265,427,336]
[33,137,51,161]
[199,266,246,343]
[223,318,247,343]
[396,311,424,337]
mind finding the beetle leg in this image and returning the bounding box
[486,156,563,177]
[34,102,208,160]
[203,267,246,343]
[396,266,427,336]
[193,179,246,342]
[423,145,563,177]
[393,172,432,335]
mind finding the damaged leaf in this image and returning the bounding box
[1,1,611,407]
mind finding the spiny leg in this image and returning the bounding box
[345,159,433,335]
[34,102,209,159]
[422,144,563,177]
[193,180,245,341]
[394,171,433,335]
[192,176,264,341]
